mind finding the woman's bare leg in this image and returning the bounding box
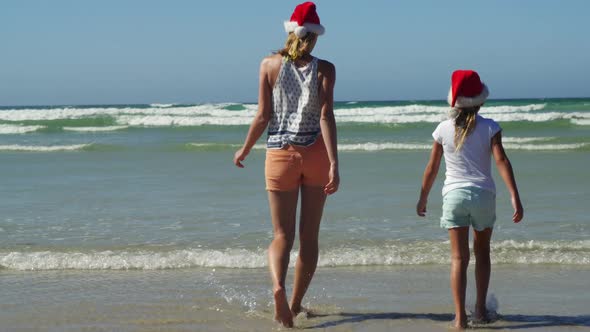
[473,227,493,320]
[268,189,299,328]
[449,227,470,329]
[290,185,327,315]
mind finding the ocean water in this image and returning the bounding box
[1,99,589,330]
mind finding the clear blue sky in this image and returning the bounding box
[1,0,589,105]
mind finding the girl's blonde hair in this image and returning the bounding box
[277,32,317,61]
[453,106,480,151]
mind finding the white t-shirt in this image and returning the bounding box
[432,115,502,196]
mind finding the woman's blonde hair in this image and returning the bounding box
[453,106,480,151]
[278,32,317,61]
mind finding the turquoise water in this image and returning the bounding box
[0,99,589,270]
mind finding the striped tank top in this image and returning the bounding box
[267,56,321,149]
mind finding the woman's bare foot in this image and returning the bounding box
[274,288,293,328]
[291,304,315,318]
[290,303,302,317]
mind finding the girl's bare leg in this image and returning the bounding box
[473,227,493,321]
[449,227,470,329]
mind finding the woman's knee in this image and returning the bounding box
[298,237,319,255]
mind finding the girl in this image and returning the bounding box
[233,2,339,328]
[417,70,523,329]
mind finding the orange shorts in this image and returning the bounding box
[265,137,330,191]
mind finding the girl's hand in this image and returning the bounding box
[416,199,427,217]
[512,196,524,223]
[233,147,249,168]
[324,164,340,195]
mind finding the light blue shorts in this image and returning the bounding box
[441,187,496,231]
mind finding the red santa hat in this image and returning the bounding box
[447,70,489,108]
[284,2,325,38]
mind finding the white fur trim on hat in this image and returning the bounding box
[447,84,489,108]
[284,21,325,37]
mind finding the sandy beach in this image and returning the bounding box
[2,265,589,331]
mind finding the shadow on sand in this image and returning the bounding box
[305,312,590,330]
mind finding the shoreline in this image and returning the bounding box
[2,265,589,331]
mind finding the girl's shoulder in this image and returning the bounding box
[476,115,501,128]
[433,119,454,138]
[476,115,502,136]
[437,119,454,129]
[477,114,496,122]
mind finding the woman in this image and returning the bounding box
[417,70,523,329]
[233,2,339,328]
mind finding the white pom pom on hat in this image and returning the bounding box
[284,2,325,37]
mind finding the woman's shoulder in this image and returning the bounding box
[316,58,335,70]
[316,58,335,80]
[261,53,283,66]
[260,54,283,74]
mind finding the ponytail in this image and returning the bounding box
[278,32,317,61]
[453,107,479,151]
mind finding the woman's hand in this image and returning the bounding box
[416,198,427,217]
[324,164,340,195]
[233,147,249,168]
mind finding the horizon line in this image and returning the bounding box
[1,96,590,108]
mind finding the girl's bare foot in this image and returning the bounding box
[273,288,293,328]
[452,316,468,330]
[472,308,496,324]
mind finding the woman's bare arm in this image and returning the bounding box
[318,60,339,194]
[233,56,280,168]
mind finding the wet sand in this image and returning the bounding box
[1,265,589,331]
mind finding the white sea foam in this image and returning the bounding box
[149,103,176,108]
[189,140,585,152]
[0,104,257,121]
[334,140,585,151]
[63,126,128,132]
[502,137,554,143]
[334,111,590,124]
[338,143,432,151]
[0,144,90,152]
[1,240,588,270]
[0,124,45,134]
[482,103,546,113]
[571,118,590,125]
[336,105,449,116]
[189,143,243,149]
[503,143,587,151]
[0,103,586,127]
[116,115,253,126]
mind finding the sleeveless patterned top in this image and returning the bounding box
[267,56,321,149]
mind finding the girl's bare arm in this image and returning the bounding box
[491,131,524,222]
[417,142,443,216]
